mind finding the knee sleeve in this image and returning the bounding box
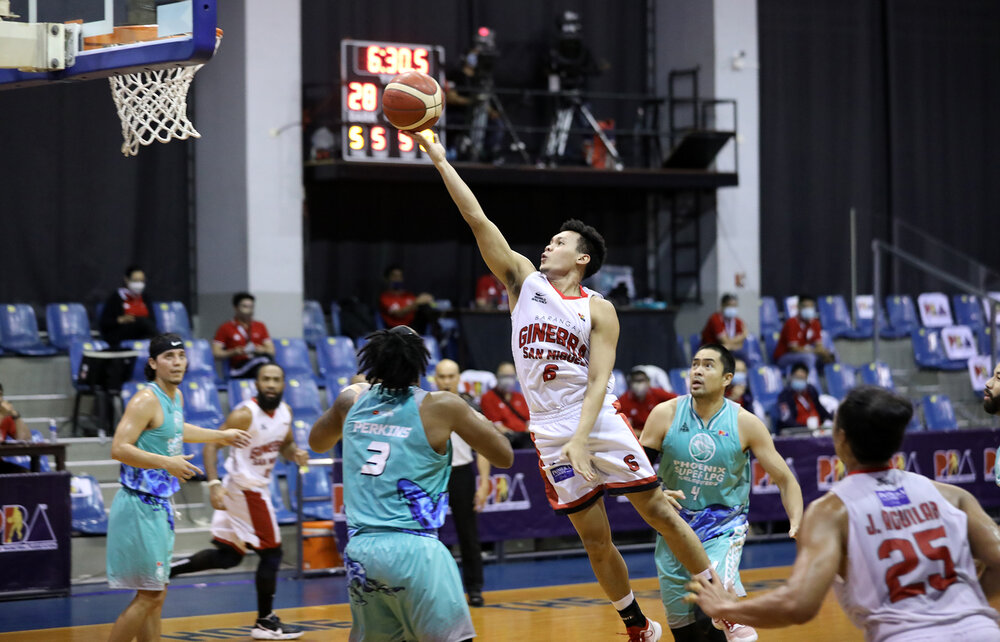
[257,546,283,575]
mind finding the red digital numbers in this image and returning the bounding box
[878,526,957,603]
[542,364,559,382]
[347,82,378,112]
[365,45,430,75]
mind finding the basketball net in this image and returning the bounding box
[109,29,222,157]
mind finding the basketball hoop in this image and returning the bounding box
[109,28,222,157]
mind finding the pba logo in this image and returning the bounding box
[751,457,794,495]
[0,504,57,552]
[889,451,921,474]
[480,472,530,513]
[934,449,975,483]
[945,332,974,352]
[817,456,846,490]
[985,448,997,483]
[973,362,990,381]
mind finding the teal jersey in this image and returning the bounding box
[119,383,185,498]
[342,385,452,537]
[659,395,749,540]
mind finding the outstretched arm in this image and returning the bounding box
[414,130,535,300]
[741,411,803,537]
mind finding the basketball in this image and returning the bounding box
[381,71,445,131]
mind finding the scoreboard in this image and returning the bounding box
[340,39,446,163]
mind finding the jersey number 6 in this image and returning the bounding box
[543,364,559,381]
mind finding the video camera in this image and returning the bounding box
[549,11,597,91]
[464,26,499,86]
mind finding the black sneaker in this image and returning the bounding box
[468,589,485,607]
[251,613,304,640]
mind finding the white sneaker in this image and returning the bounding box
[713,618,758,641]
[626,618,662,642]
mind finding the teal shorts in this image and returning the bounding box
[345,530,475,642]
[106,487,175,591]
[655,523,748,629]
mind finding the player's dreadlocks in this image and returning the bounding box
[357,326,430,395]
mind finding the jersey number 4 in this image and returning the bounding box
[878,525,958,603]
[361,441,390,476]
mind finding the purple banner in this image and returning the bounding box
[0,472,71,599]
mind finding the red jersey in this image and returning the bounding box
[773,317,823,360]
[475,274,507,308]
[213,319,271,367]
[118,288,149,318]
[379,291,415,327]
[617,387,676,432]
[480,389,531,432]
[701,311,744,346]
[0,416,16,440]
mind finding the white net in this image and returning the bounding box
[109,33,221,157]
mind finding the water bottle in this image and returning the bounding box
[48,419,58,443]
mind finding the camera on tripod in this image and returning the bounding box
[549,11,598,92]
[465,27,499,88]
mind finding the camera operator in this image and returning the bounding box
[446,27,503,161]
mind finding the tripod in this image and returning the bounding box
[540,90,623,170]
[462,81,530,164]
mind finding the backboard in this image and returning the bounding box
[0,0,217,89]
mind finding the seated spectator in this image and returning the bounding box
[99,264,158,348]
[474,273,508,310]
[379,265,439,336]
[212,292,275,379]
[0,381,31,474]
[772,294,835,371]
[725,358,755,414]
[774,362,832,432]
[701,293,747,356]
[617,367,676,436]
[479,362,532,449]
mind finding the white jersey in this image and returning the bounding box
[830,468,998,641]
[511,272,614,416]
[223,399,292,489]
[450,432,474,467]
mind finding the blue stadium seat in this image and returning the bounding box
[978,325,994,356]
[824,363,857,401]
[291,411,325,457]
[952,294,985,330]
[269,473,298,525]
[921,394,956,431]
[182,377,226,429]
[183,339,219,382]
[284,460,334,520]
[303,300,328,348]
[227,378,258,409]
[860,361,895,389]
[355,335,369,353]
[741,335,765,367]
[70,473,109,535]
[611,369,627,397]
[688,333,701,359]
[121,339,151,382]
[916,292,954,328]
[759,297,781,337]
[423,336,442,366]
[273,337,317,381]
[0,304,57,355]
[183,442,207,479]
[324,369,356,400]
[329,302,343,336]
[911,328,966,371]
[284,377,323,416]
[152,301,192,340]
[885,295,919,337]
[818,295,870,340]
[676,334,691,367]
[762,331,781,363]
[668,368,690,395]
[70,339,110,390]
[747,365,783,414]
[46,303,92,352]
[315,336,358,377]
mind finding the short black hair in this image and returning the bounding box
[835,386,913,465]
[383,264,403,279]
[789,361,810,376]
[694,343,735,375]
[232,292,255,308]
[124,264,143,278]
[559,219,606,279]
[256,363,285,382]
[798,293,816,306]
[721,293,737,307]
[357,326,429,395]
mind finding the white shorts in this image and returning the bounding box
[210,477,281,552]
[531,397,659,514]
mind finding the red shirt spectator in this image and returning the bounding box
[480,388,530,432]
[475,274,507,309]
[701,311,745,347]
[618,387,676,433]
[214,319,271,369]
[772,316,823,361]
[379,291,416,327]
[0,416,17,440]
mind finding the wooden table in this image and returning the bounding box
[0,442,67,471]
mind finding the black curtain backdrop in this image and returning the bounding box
[759,0,1000,298]
[0,80,191,322]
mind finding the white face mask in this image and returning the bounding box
[127,281,145,295]
[800,307,816,321]
[723,306,739,319]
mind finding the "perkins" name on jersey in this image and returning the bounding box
[351,422,412,438]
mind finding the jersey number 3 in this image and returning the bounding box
[878,525,958,603]
[361,441,390,476]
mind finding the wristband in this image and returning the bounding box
[206,479,222,488]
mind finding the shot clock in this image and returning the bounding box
[340,39,446,162]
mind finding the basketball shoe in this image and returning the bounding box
[713,617,758,641]
[625,617,662,641]
[251,613,304,640]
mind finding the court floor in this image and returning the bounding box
[0,541,869,640]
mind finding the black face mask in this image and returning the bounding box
[257,391,283,412]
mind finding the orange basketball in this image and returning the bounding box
[381,71,444,131]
